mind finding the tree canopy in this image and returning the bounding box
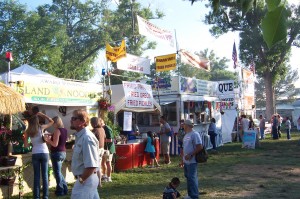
[201,0,300,119]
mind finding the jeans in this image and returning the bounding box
[51,151,68,196]
[32,153,49,199]
[184,163,199,199]
[286,129,291,139]
[260,128,265,139]
[209,134,216,149]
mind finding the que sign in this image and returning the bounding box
[217,81,234,95]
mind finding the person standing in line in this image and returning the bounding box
[158,116,172,164]
[91,117,106,187]
[177,119,185,168]
[285,117,292,140]
[70,110,99,199]
[24,112,54,199]
[101,119,115,182]
[182,119,203,199]
[44,116,68,196]
[208,118,217,151]
[144,131,160,168]
[259,115,266,139]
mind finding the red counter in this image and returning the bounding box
[115,139,160,171]
[114,144,133,171]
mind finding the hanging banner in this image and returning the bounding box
[155,53,176,72]
[179,49,210,71]
[136,15,174,47]
[242,68,255,110]
[122,81,153,108]
[117,53,151,74]
[106,40,126,62]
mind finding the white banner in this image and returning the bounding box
[179,49,210,71]
[217,80,235,96]
[117,53,151,74]
[122,81,154,108]
[136,15,174,47]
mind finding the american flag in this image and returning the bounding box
[250,60,255,74]
[232,42,237,69]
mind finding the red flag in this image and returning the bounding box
[6,52,13,62]
[232,42,237,69]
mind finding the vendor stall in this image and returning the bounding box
[110,82,161,170]
[143,76,237,153]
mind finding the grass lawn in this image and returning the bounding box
[18,130,300,199]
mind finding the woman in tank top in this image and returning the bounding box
[44,116,68,196]
[24,111,53,199]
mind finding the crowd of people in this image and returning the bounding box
[22,107,115,199]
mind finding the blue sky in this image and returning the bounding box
[19,0,300,86]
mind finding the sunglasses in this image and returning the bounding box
[71,117,80,121]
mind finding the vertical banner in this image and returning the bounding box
[106,40,126,62]
[155,53,177,72]
[136,15,174,47]
[123,111,132,131]
[242,69,255,110]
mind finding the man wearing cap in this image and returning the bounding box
[183,119,203,199]
[70,109,100,199]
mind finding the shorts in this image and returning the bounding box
[99,148,105,161]
[149,152,155,159]
[102,150,113,162]
[161,142,170,155]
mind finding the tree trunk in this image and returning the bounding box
[264,72,274,121]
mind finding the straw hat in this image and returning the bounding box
[0,82,25,114]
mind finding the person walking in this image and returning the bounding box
[182,119,203,199]
[44,116,68,196]
[158,116,172,164]
[259,115,266,139]
[24,112,54,199]
[285,117,292,140]
[144,131,160,168]
[91,117,106,187]
[208,118,217,151]
[70,109,99,199]
[101,119,115,182]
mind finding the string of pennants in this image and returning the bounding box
[104,15,210,74]
[216,101,235,110]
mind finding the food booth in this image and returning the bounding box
[110,82,161,171]
[143,76,238,153]
[0,64,102,197]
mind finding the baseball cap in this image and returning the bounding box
[184,119,194,126]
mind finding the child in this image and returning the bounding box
[163,177,181,199]
[145,131,160,168]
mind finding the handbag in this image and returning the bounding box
[195,148,208,163]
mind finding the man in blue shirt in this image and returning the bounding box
[183,119,203,199]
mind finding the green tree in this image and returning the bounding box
[203,0,300,119]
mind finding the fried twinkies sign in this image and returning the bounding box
[122,81,153,108]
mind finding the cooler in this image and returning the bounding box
[115,144,133,171]
[132,142,147,168]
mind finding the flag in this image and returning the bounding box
[117,53,151,74]
[106,40,126,62]
[179,49,210,71]
[249,60,255,74]
[232,42,237,69]
[136,15,174,47]
[155,53,177,72]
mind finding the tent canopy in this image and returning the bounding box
[0,82,25,114]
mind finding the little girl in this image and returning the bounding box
[145,131,160,168]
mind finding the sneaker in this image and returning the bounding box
[107,177,112,182]
[147,165,155,168]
